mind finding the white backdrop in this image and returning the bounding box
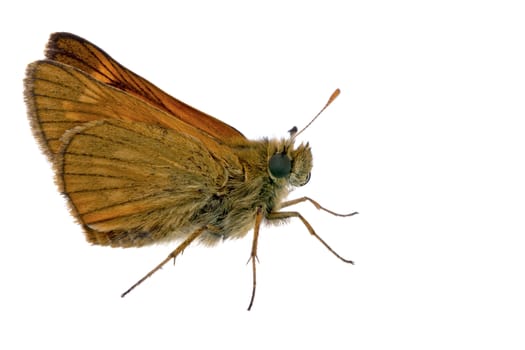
[2,1,524,349]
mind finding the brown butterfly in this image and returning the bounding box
[24,32,357,310]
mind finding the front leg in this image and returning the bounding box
[267,211,354,264]
[280,196,358,217]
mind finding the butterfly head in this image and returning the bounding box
[268,139,312,187]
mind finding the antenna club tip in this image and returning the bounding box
[328,88,341,105]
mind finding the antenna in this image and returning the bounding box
[292,88,340,139]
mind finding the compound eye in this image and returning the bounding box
[269,153,292,178]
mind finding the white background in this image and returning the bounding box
[2,1,524,349]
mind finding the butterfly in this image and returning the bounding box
[24,32,357,310]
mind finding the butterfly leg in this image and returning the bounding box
[247,207,264,311]
[267,211,354,264]
[121,226,207,298]
[279,196,358,217]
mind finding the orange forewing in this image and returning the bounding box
[45,32,246,142]
[25,60,238,160]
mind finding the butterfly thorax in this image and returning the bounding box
[190,137,312,245]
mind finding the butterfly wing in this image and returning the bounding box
[24,60,236,160]
[44,32,246,143]
[57,118,229,247]
[25,60,246,247]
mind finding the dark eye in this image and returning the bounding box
[269,153,292,178]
